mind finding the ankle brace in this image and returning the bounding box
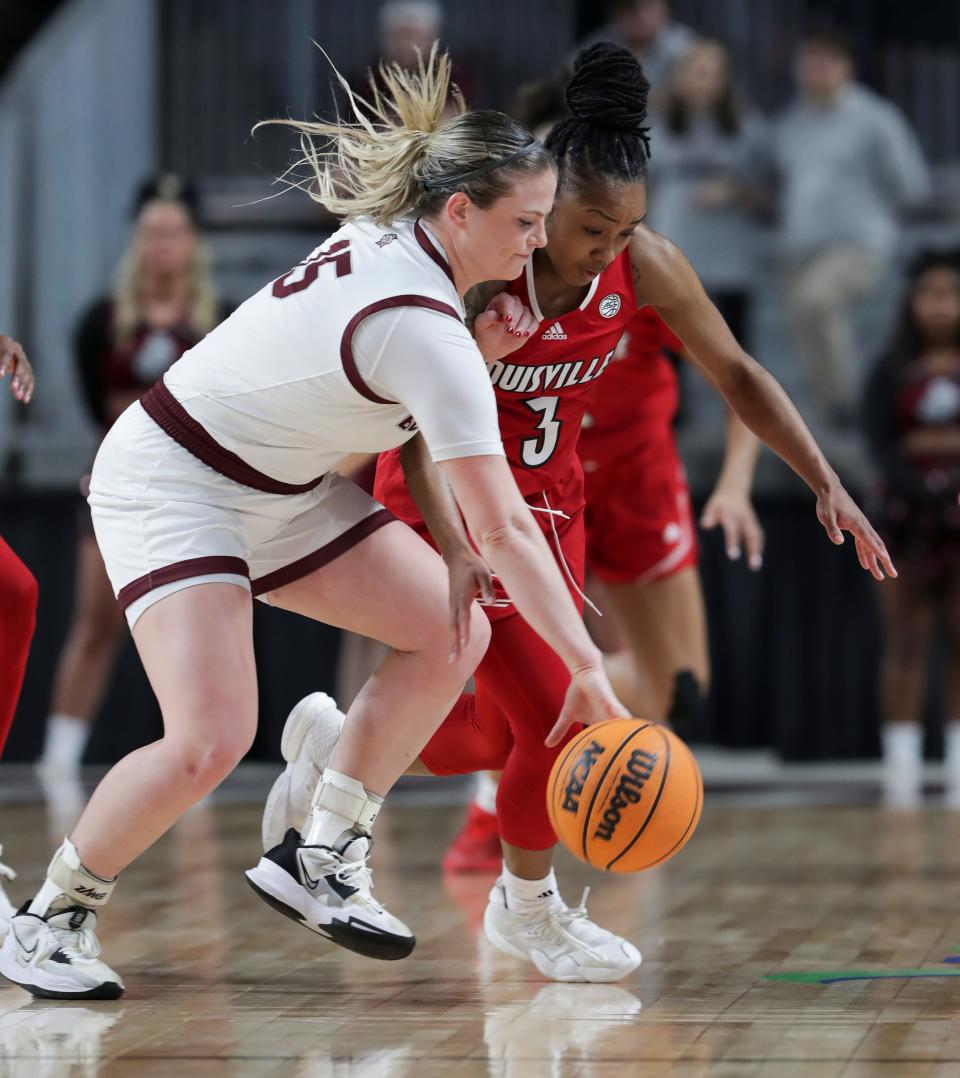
[310,776,382,835]
[30,837,117,915]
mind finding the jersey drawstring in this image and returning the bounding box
[531,494,603,618]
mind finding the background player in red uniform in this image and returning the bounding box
[580,306,763,722]
[0,333,38,934]
[315,42,889,982]
[864,249,960,803]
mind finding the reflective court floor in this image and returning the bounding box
[2,758,960,1077]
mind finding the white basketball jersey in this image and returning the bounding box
[162,216,503,485]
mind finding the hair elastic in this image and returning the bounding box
[420,138,543,190]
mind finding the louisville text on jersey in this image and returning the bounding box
[486,349,616,394]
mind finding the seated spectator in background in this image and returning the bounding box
[864,250,960,806]
[39,176,231,785]
[648,38,770,352]
[356,1,476,111]
[578,0,694,97]
[774,23,930,428]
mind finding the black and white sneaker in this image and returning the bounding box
[246,828,415,961]
[0,905,124,1000]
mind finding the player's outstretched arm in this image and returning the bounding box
[632,233,895,581]
[0,334,34,404]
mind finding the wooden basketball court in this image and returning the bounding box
[2,763,960,1076]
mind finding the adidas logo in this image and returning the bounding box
[542,322,567,341]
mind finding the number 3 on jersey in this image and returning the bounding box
[521,396,562,467]
[272,239,352,298]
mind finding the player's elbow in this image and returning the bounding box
[475,514,536,558]
[717,350,762,401]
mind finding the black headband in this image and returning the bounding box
[420,139,542,191]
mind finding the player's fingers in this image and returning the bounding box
[477,568,496,605]
[448,601,463,663]
[699,503,717,529]
[745,520,765,570]
[544,709,574,748]
[473,309,499,335]
[720,513,741,561]
[820,506,844,545]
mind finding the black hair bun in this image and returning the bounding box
[565,42,650,133]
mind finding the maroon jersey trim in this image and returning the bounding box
[340,295,463,404]
[117,555,250,612]
[141,381,327,494]
[251,508,396,596]
[414,220,456,287]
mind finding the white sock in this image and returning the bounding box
[474,772,498,816]
[303,769,382,848]
[502,864,559,916]
[42,715,89,770]
[945,721,960,776]
[882,723,923,771]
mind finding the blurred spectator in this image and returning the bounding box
[774,24,930,427]
[355,1,476,111]
[647,39,770,350]
[578,0,694,95]
[864,250,960,805]
[38,175,230,781]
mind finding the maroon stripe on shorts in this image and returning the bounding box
[340,296,463,404]
[251,508,395,596]
[117,556,250,612]
[141,381,326,495]
[414,220,457,287]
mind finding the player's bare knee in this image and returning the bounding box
[172,719,255,789]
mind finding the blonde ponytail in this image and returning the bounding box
[257,45,550,226]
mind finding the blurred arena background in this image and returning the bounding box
[1,0,959,770]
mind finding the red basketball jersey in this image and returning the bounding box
[579,306,683,460]
[490,249,638,496]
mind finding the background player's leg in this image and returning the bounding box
[598,566,710,726]
[940,567,960,793]
[0,536,38,757]
[0,536,37,933]
[41,531,126,775]
[875,567,934,803]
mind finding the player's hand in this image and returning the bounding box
[545,666,630,747]
[473,292,539,362]
[701,486,765,570]
[0,335,34,404]
[446,548,496,662]
[816,480,897,581]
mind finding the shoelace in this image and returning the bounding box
[522,887,607,963]
[0,846,15,883]
[36,914,102,963]
[332,855,382,912]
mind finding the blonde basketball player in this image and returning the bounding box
[0,51,627,1001]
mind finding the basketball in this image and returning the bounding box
[547,719,703,873]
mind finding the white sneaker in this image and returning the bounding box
[0,848,16,939]
[262,693,345,851]
[0,906,124,1000]
[483,879,641,983]
[246,827,415,961]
